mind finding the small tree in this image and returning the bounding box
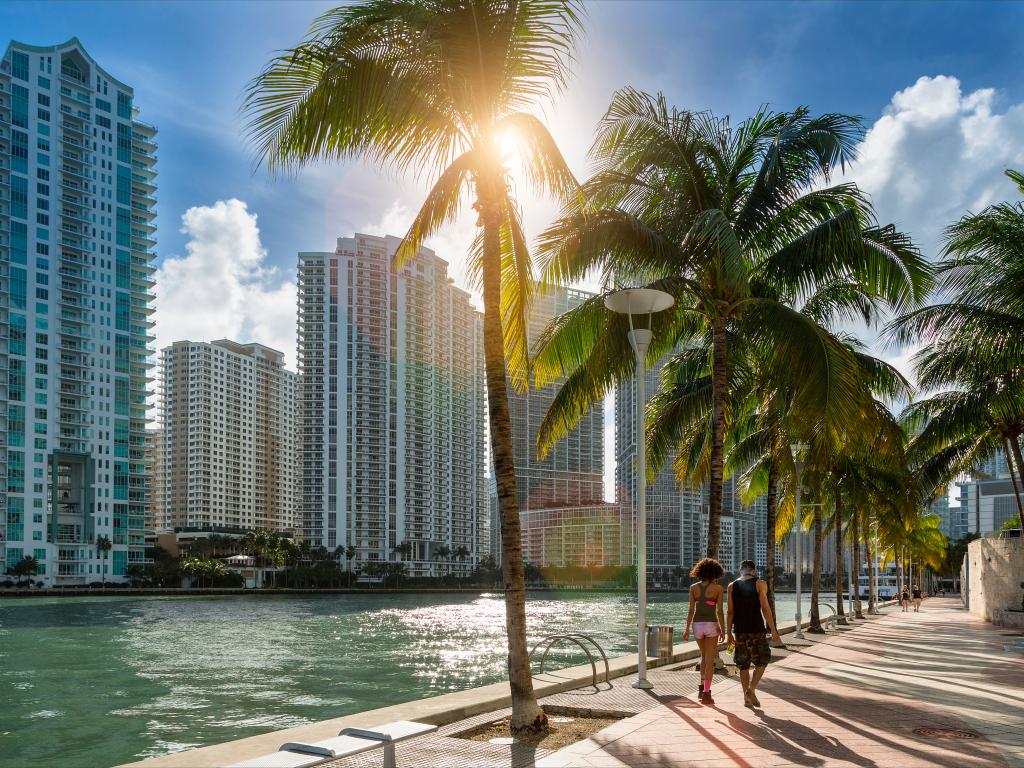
[8,556,39,585]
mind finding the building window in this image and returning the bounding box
[11,51,29,81]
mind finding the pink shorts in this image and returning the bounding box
[693,622,720,639]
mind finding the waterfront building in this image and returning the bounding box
[0,39,156,584]
[957,477,1021,536]
[520,503,632,568]
[512,288,605,509]
[615,354,764,574]
[780,527,840,578]
[497,287,627,569]
[297,234,487,576]
[144,426,160,530]
[155,340,298,534]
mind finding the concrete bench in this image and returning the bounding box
[227,720,437,768]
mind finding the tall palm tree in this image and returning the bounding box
[244,0,582,732]
[96,535,113,586]
[533,92,929,557]
[889,169,1024,529]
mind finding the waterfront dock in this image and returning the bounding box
[123,598,1024,768]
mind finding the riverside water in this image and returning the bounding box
[0,591,811,766]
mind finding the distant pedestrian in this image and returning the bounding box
[683,557,725,704]
[900,586,910,612]
[727,560,782,709]
[912,584,923,612]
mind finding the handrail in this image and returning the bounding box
[558,632,611,681]
[528,632,611,689]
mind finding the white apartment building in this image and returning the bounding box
[0,39,156,584]
[156,340,297,534]
[297,234,487,576]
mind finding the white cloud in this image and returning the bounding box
[844,75,1024,259]
[153,199,297,367]
[840,76,1024,391]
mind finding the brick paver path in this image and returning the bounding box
[537,599,1024,768]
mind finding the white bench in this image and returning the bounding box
[227,720,437,768]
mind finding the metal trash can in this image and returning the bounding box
[646,625,674,660]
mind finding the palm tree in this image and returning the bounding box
[533,93,929,558]
[96,535,113,586]
[8,555,39,584]
[244,1,582,731]
[435,545,451,578]
[889,169,1024,530]
[453,544,471,578]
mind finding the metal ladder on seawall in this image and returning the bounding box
[528,633,611,690]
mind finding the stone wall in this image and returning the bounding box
[964,537,1024,623]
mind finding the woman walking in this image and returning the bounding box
[900,586,911,612]
[683,557,725,703]
[912,584,923,612]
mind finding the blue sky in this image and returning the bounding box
[5,2,1023,296]
[6,0,1023,501]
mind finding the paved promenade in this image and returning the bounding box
[537,598,1024,768]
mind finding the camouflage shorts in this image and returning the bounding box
[733,632,771,670]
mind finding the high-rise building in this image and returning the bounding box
[616,355,765,574]
[497,287,629,569]
[155,340,297,534]
[0,39,156,585]
[975,448,1010,480]
[954,448,1018,539]
[512,288,605,509]
[145,426,161,530]
[957,477,1020,537]
[297,234,487,575]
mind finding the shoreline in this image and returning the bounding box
[2,586,631,598]
[0,585,858,598]
[117,603,892,768]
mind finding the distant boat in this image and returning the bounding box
[858,566,898,600]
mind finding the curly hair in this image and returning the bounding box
[689,557,725,581]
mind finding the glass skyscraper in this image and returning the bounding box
[0,39,156,584]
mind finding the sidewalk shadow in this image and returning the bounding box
[760,678,1005,768]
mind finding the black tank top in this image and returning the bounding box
[731,577,766,633]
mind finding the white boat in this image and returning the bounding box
[858,567,899,600]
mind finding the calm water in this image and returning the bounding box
[0,591,810,767]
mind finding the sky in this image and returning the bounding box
[4,0,1024,498]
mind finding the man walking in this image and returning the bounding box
[727,560,781,708]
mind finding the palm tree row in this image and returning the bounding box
[244,0,964,734]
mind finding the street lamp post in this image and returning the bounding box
[605,287,674,690]
[791,444,806,641]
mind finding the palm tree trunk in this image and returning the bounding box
[834,496,846,622]
[765,459,778,618]
[1004,436,1024,533]
[867,535,878,614]
[809,503,824,632]
[477,176,546,734]
[707,317,728,558]
[852,508,863,619]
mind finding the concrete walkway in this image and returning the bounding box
[537,599,1024,768]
